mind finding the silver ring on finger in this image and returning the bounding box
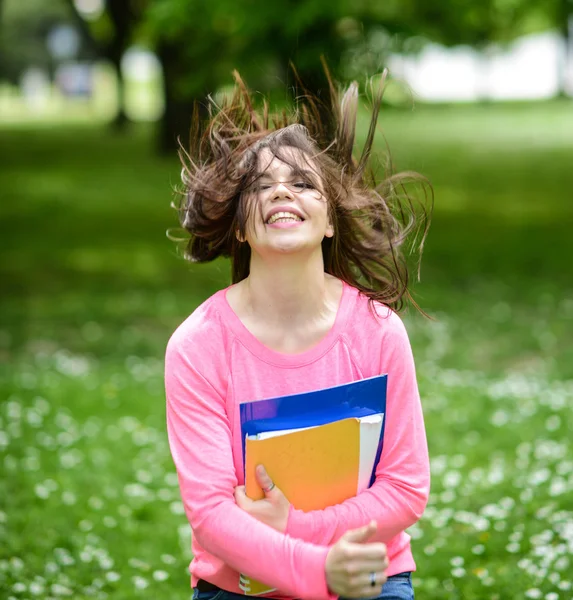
[263,481,275,493]
[369,572,376,588]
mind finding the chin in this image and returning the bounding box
[262,237,320,256]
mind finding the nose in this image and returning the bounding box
[271,182,293,201]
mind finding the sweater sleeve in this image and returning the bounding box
[164,329,336,600]
[285,314,430,546]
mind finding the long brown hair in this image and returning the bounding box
[173,63,432,313]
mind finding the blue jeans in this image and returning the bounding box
[192,572,414,600]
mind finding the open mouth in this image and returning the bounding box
[266,211,305,225]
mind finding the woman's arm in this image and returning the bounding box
[284,316,430,546]
[165,333,335,600]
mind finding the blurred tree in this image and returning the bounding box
[409,0,571,96]
[63,0,144,129]
[0,0,73,83]
[142,0,423,152]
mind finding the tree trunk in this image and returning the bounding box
[557,0,572,97]
[155,41,213,155]
[105,0,134,131]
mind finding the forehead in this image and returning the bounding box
[256,146,318,176]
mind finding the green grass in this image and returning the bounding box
[1,99,573,599]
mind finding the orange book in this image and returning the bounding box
[239,415,383,595]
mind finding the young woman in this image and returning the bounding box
[165,69,431,600]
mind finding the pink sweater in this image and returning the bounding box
[165,280,430,600]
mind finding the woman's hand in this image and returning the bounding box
[234,465,291,533]
[325,521,388,598]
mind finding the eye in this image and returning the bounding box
[293,181,315,190]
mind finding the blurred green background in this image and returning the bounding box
[1,1,573,599]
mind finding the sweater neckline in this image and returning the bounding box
[216,279,352,367]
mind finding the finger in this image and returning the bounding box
[234,486,251,508]
[343,541,387,561]
[341,521,377,543]
[353,571,387,597]
[349,558,389,574]
[256,464,280,497]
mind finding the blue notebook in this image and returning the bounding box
[240,374,387,488]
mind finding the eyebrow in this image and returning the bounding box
[258,167,315,180]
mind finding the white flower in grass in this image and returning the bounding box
[62,491,77,506]
[136,469,153,484]
[164,472,178,487]
[51,583,73,595]
[499,497,515,511]
[88,496,104,510]
[473,517,490,532]
[443,471,461,488]
[469,468,485,483]
[558,581,571,590]
[520,489,533,503]
[545,415,561,431]
[161,554,176,565]
[105,571,121,583]
[157,488,172,502]
[556,461,573,476]
[545,593,559,600]
[440,490,455,504]
[506,542,520,553]
[471,544,485,555]
[549,478,567,496]
[82,585,98,596]
[423,545,436,556]
[12,582,26,593]
[153,570,169,582]
[79,520,93,532]
[525,589,542,599]
[132,576,149,590]
[555,556,569,570]
[450,556,464,567]
[531,529,554,544]
[509,531,523,542]
[91,577,104,589]
[481,504,507,520]
[491,409,510,427]
[430,456,447,476]
[124,483,151,499]
[10,557,24,571]
[29,581,45,595]
[128,558,150,571]
[170,501,185,515]
[45,561,60,574]
[548,572,560,585]
[35,483,51,499]
[26,408,43,427]
[59,449,81,469]
[98,556,114,570]
[450,454,466,468]
[103,516,117,528]
[451,568,465,578]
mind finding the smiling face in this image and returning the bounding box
[241,146,334,257]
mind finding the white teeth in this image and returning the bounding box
[267,211,303,224]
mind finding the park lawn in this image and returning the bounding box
[1,99,572,599]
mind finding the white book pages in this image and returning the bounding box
[357,414,384,493]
